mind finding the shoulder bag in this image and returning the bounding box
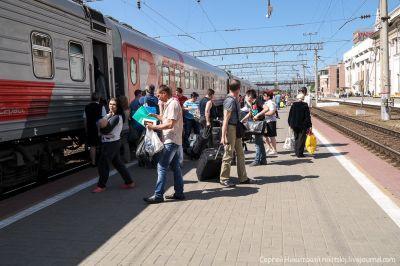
[228,96,246,139]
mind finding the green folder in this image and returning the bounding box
[132,106,158,127]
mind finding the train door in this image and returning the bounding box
[126,45,140,101]
[92,41,110,102]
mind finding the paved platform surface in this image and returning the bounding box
[1,109,400,265]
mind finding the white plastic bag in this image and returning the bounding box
[283,128,295,151]
[144,128,163,157]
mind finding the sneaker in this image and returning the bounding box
[220,180,236,187]
[120,182,135,189]
[260,161,267,165]
[165,194,185,200]
[268,150,277,155]
[143,195,164,204]
[249,162,261,167]
[239,178,252,184]
[92,186,105,193]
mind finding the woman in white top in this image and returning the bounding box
[92,98,135,193]
[255,90,278,155]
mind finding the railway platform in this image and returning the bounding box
[1,109,400,265]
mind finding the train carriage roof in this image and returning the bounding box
[39,0,87,18]
[106,18,227,77]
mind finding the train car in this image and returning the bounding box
[104,16,229,107]
[0,0,117,190]
[0,0,251,191]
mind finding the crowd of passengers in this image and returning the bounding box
[83,80,312,204]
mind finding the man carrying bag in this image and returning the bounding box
[219,79,250,187]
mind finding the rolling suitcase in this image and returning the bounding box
[189,127,211,159]
[211,127,221,147]
[196,146,223,181]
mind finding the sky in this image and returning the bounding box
[87,0,400,83]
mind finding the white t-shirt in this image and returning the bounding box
[304,95,312,107]
[264,99,277,123]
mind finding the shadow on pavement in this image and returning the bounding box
[253,175,319,184]
[0,159,198,265]
[318,143,349,147]
[313,152,348,159]
[184,186,259,201]
[268,159,313,166]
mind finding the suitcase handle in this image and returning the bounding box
[215,145,223,160]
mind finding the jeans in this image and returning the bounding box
[154,143,184,199]
[254,134,267,164]
[184,118,200,148]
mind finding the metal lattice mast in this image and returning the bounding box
[186,42,323,57]
[217,60,308,70]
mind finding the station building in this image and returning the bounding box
[318,63,345,97]
[343,6,400,97]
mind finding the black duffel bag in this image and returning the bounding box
[245,120,265,135]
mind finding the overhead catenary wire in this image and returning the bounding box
[142,1,210,50]
[152,17,357,39]
[195,0,229,47]
[321,0,369,68]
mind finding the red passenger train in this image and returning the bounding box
[0,0,255,191]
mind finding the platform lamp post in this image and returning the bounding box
[380,0,391,120]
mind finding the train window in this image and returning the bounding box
[184,71,190,89]
[162,66,169,85]
[69,42,85,81]
[31,32,53,79]
[192,73,198,90]
[130,58,137,84]
[175,69,181,88]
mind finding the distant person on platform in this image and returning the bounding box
[258,90,278,155]
[139,84,159,114]
[199,89,217,128]
[300,87,312,108]
[129,90,144,145]
[174,87,188,107]
[288,93,312,158]
[219,79,250,187]
[83,92,106,166]
[144,85,184,203]
[183,92,200,151]
[275,92,281,110]
[241,89,266,166]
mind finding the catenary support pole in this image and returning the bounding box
[380,0,391,120]
[314,49,319,107]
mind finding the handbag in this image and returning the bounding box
[283,128,295,150]
[305,129,317,155]
[246,120,265,135]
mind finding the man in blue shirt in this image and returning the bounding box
[129,89,144,143]
[139,84,159,114]
[275,92,281,110]
[182,92,200,151]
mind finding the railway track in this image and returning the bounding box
[311,107,400,167]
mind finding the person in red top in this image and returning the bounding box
[174,87,188,107]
